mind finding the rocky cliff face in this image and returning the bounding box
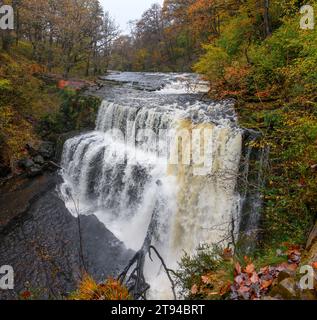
[0,173,133,300]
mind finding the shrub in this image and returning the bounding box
[70,275,132,301]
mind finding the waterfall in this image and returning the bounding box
[60,73,246,299]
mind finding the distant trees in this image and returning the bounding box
[109,0,242,72]
[109,0,303,73]
[0,0,120,77]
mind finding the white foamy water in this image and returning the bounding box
[60,73,243,299]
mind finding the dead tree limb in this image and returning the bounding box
[118,180,177,300]
[149,246,177,300]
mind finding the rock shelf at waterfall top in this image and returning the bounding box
[92,72,238,127]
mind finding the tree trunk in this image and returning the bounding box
[263,0,271,38]
[1,32,12,51]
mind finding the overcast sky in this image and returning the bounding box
[100,0,164,34]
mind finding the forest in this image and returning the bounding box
[0,0,317,301]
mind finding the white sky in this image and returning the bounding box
[100,0,164,34]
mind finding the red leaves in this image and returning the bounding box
[231,263,271,300]
[190,245,304,300]
[20,290,32,300]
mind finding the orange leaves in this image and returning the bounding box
[20,290,32,300]
[234,262,242,275]
[28,64,46,75]
[191,284,198,295]
[260,279,273,290]
[250,272,259,284]
[245,263,255,275]
[201,275,213,285]
[190,269,231,299]
[219,281,232,296]
[70,275,131,301]
[222,248,233,261]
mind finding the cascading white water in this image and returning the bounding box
[60,73,243,299]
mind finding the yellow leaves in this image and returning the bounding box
[0,105,14,127]
[0,79,13,91]
[0,105,36,164]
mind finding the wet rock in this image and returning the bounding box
[27,165,43,178]
[26,143,38,157]
[0,173,57,232]
[18,158,35,170]
[38,142,55,159]
[271,278,298,300]
[0,173,133,300]
[278,270,296,284]
[0,162,11,178]
[33,155,45,165]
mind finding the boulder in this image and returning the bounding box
[18,158,35,170]
[38,142,55,159]
[278,270,296,284]
[33,155,45,165]
[27,165,43,178]
[270,278,298,300]
[26,143,38,157]
[0,163,11,178]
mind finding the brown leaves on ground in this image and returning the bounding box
[230,247,302,300]
[191,269,232,299]
[189,246,304,300]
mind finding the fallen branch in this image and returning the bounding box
[149,245,177,300]
[118,180,177,300]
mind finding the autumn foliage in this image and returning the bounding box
[70,275,132,301]
[184,245,306,300]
